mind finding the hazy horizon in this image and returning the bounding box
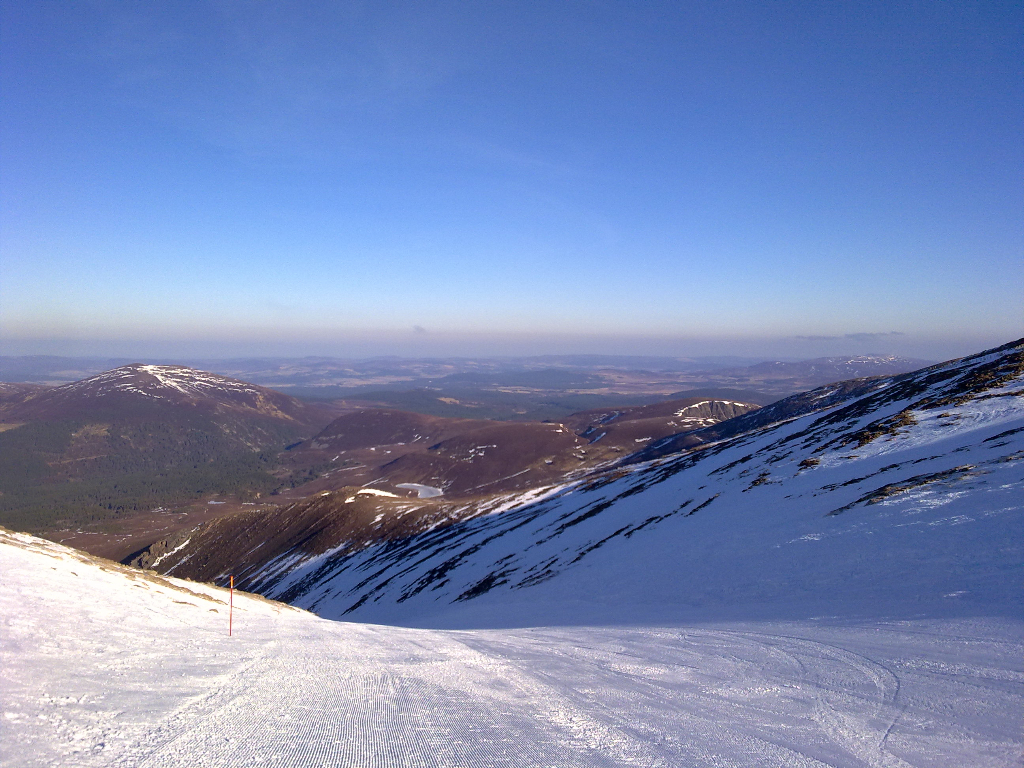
[0,328,1012,365]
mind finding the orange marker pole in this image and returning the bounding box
[229,575,234,637]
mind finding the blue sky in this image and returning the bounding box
[1,1,1021,360]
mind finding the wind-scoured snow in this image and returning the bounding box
[237,342,1023,627]
[3,530,1021,767]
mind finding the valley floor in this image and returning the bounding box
[2,532,1021,768]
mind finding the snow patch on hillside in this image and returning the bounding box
[224,343,1024,628]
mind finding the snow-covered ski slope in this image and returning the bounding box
[242,340,1024,628]
[3,529,1022,767]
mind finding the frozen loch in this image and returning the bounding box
[395,483,445,499]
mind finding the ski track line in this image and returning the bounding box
[117,623,659,768]
[455,622,1024,768]
[734,631,912,768]
[458,628,838,768]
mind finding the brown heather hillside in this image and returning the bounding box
[125,396,762,576]
[271,396,761,500]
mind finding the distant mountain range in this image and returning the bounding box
[712,354,936,382]
[1,352,931,387]
[0,354,767,384]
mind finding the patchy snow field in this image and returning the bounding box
[2,530,1021,768]
[228,346,1023,630]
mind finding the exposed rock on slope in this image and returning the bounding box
[635,339,1019,462]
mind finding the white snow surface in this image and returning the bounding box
[352,488,400,499]
[396,483,445,498]
[3,530,1022,768]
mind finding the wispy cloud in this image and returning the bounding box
[80,2,470,165]
[793,332,905,342]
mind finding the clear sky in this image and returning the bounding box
[1,1,1021,361]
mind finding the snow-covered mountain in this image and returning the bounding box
[0,364,325,425]
[140,340,1024,627]
[0,364,341,536]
